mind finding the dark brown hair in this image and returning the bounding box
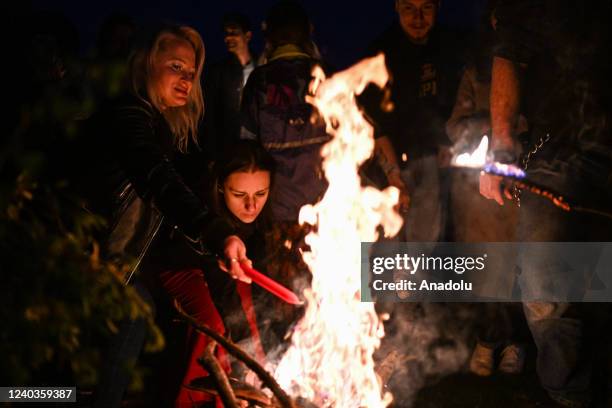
[210,140,276,227]
[264,1,313,54]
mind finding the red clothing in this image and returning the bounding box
[235,282,267,364]
[160,268,266,408]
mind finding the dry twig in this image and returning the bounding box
[173,299,296,408]
[199,340,239,408]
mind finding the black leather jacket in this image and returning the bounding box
[80,95,233,282]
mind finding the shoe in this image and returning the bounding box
[393,269,411,300]
[469,343,494,376]
[498,343,525,374]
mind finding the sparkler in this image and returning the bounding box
[482,162,570,211]
[453,136,612,219]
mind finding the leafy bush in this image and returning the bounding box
[0,167,164,387]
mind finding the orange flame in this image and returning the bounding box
[273,54,402,407]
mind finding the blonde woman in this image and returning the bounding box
[80,24,251,407]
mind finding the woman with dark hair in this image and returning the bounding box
[159,139,276,407]
[79,24,252,408]
[208,140,276,230]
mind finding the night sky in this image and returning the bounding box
[28,0,488,69]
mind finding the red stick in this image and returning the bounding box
[240,263,303,305]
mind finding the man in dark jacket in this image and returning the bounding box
[202,13,257,159]
[363,0,465,243]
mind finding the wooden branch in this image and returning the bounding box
[199,340,239,408]
[173,299,296,408]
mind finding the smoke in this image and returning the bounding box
[257,300,479,407]
[374,302,478,407]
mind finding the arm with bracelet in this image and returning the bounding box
[480,57,523,206]
[374,135,410,213]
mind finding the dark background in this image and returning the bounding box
[27,0,488,68]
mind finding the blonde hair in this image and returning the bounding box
[128,25,205,152]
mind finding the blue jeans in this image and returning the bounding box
[92,279,155,408]
[400,155,449,242]
[516,147,612,402]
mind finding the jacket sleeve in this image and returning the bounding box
[111,104,234,253]
[445,67,491,145]
[201,64,221,156]
[239,71,260,140]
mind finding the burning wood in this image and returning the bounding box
[188,376,271,407]
[173,300,297,408]
[198,340,240,408]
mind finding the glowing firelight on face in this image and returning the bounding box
[272,54,402,407]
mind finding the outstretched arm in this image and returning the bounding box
[480,56,522,205]
[374,136,410,212]
[490,57,522,153]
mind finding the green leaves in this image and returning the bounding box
[0,171,164,387]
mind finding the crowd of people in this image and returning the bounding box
[6,0,612,407]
